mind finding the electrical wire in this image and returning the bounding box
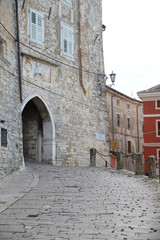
[0,21,105,77]
[0,21,108,112]
[0,65,107,113]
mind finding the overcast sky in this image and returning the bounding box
[102,0,160,99]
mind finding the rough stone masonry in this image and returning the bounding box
[0,0,108,175]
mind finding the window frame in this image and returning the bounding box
[157,149,160,167]
[127,116,131,130]
[156,120,160,137]
[127,140,131,154]
[29,8,44,46]
[156,100,160,109]
[116,98,120,106]
[0,122,7,148]
[141,120,144,132]
[61,22,74,59]
[116,113,120,127]
[127,103,130,109]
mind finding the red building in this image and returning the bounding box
[138,84,160,176]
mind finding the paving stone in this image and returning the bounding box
[0,161,159,239]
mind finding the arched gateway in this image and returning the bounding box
[22,95,55,164]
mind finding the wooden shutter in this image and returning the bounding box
[68,28,73,56]
[30,9,43,45]
[62,23,73,58]
[63,25,68,54]
[37,13,43,44]
[30,9,37,42]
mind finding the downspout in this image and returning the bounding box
[15,0,23,103]
[136,104,140,153]
[78,0,86,95]
[111,92,116,140]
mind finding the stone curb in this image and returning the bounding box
[0,167,39,213]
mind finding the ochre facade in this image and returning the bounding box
[106,86,144,171]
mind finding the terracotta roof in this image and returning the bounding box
[138,84,160,93]
[106,85,142,103]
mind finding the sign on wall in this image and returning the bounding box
[96,133,106,141]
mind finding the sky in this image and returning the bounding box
[102,0,160,99]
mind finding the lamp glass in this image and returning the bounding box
[109,71,116,84]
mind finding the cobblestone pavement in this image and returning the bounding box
[0,160,160,240]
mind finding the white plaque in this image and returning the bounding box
[96,133,106,141]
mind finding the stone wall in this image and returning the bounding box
[0,0,108,174]
[0,0,23,176]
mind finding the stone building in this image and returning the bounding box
[106,86,144,171]
[0,0,108,175]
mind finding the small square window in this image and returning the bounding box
[127,103,130,109]
[116,99,120,106]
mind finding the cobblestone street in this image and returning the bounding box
[0,160,160,240]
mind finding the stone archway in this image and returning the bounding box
[22,95,55,164]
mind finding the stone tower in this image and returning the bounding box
[0,0,109,175]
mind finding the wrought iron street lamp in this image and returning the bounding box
[109,71,116,85]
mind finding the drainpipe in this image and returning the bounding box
[15,0,23,103]
[111,92,116,140]
[136,104,140,153]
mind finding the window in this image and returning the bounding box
[127,103,130,109]
[63,0,72,4]
[61,23,73,58]
[156,100,160,109]
[127,117,131,130]
[116,98,120,106]
[117,113,120,127]
[1,128,7,147]
[127,141,131,154]
[157,149,160,167]
[30,8,44,45]
[141,120,144,132]
[156,120,160,137]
